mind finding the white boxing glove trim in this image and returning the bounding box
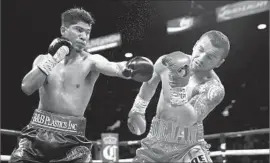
[130,96,149,115]
[53,46,70,63]
[37,54,57,75]
[170,86,188,106]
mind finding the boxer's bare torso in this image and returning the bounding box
[35,52,99,117]
[155,56,225,128]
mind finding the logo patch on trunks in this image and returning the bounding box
[31,112,78,132]
[66,146,91,162]
[191,154,206,163]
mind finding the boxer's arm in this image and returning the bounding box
[187,79,225,119]
[137,60,161,101]
[131,57,162,113]
[21,55,48,95]
[90,54,129,79]
[128,58,162,135]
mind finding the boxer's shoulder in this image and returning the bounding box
[200,78,225,103]
[154,55,167,73]
[82,53,107,68]
[87,53,107,63]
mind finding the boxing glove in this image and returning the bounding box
[127,96,148,135]
[37,38,72,75]
[48,37,72,63]
[162,51,191,106]
[122,56,154,82]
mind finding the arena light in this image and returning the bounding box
[86,33,122,53]
[87,42,119,53]
[167,16,195,34]
[257,24,267,30]
[222,109,229,117]
[216,1,269,22]
[124,53,133,58]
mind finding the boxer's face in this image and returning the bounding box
[61,21,92,52]
[191,36,225,72]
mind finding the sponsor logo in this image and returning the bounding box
[101,133,119,163]
[191,154,206,163]
[31,112,77,131]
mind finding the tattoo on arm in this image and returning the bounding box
[190,80,225,119]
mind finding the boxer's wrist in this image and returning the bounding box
[170,86,188,106]
[122,68,132,78]
[114,62,132,79]
[37,54,57,76]
[130,96,149,115]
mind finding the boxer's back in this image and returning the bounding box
[38,54,99,117]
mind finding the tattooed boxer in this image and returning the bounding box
[128,30,230,163]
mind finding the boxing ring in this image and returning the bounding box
[1,128,269,162]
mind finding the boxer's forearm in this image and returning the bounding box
[102,61,128,79]
[137,82,157,101]
[138,71,160,100]
[93,56,128,79]
[21,67,47,95]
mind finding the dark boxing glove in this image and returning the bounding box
[37,38,72,75]
[122,56,154,82]
[48,37,73,63]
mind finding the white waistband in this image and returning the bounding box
[147,117,204,144]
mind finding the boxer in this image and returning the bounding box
[128,30,230,162]
[9,7,153,163]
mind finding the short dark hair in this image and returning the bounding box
[61,7,95,27]
[200,30,230,59]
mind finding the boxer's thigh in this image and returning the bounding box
[9,137,43,163]
[49,135,92,163]
[133,149,156,163]
[9,126,44,163]
[174,145,213,163]
[133,143,166,162]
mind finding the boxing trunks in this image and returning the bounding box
[9,109,92,163]
[133,116,212,162]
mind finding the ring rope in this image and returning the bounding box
[1,149,269,162]
[1,128,269,146]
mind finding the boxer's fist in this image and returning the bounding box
[162,51,191,87]
[48,37,72,63]
[127,112,146,135]
[162,51,191,106]
[122,56,154,82]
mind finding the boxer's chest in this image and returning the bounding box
[46,58,91,89]
[186,76,201,101]
[187,76,214,108]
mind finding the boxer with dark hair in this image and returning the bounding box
[128,30,230,163]
[9,7,153,163]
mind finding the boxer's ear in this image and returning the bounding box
[60,26,68,36]
[215,59,225,68]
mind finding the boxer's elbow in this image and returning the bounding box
[21,81,35,95]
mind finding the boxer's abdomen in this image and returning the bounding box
[38,68,99,117]
[38,86,93,116]
[156,92,197,127]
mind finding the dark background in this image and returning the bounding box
[1,0,269,160]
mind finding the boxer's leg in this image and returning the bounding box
[49,135,92,163]
[9,126,44,163]
[132,137,170,163]
[132,147,156,163]
[174,143,213,163]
